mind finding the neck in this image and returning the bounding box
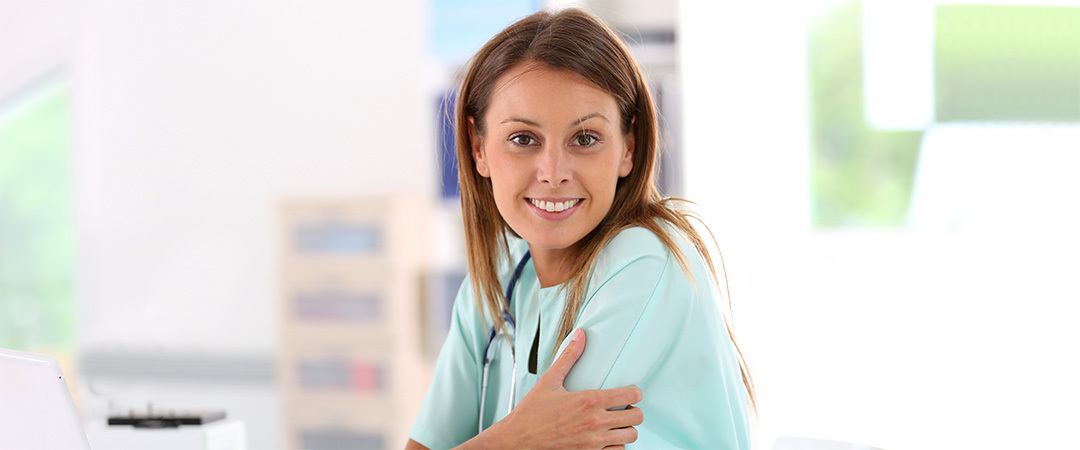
[528,245,572,288]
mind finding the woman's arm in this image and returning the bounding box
[553,229,751,447]
[460,330,643,449]
[407,330,643,450]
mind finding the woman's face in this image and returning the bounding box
[471,63,633,258]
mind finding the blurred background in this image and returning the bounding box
[1,0,1078,449]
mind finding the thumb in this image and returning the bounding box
[539,329,585,389]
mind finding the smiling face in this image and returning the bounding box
[471,63,634,275]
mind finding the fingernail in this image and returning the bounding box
[572,329,582,342]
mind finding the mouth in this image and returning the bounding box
[525,197,583,219]
[528,198,582,212]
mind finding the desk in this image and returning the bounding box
[85,419,246,450]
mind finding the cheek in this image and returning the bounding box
[487,162,524,205]
[488,154,528,187]
[602,153,626,187]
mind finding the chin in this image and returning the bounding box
[521,230,582,251]
[527,240,573,251]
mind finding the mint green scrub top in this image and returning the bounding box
[409,227,750,449]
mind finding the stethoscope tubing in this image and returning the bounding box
[478,250,531,433]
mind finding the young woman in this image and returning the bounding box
[408,8,755,449]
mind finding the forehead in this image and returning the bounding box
[486,63,619,124]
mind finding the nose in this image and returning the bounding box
[536,145,571,187]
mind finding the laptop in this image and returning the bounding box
[0,347,91,449]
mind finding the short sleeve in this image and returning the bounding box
[557,227,751,449]
[408,278,485,449]
[559,229,670,392]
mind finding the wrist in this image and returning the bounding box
[457,412,520,449]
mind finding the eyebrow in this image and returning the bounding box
[500,117,541,127]
[570,113,609,127]
[498,113,610,128]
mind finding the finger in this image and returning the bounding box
[607,426,639,445]
[538,328,585,388]
[606,405,644,428]
[600,385,643,409]
[602,446,625,450]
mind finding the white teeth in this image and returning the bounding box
[531,198,579,212]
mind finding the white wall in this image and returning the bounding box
[680,2,1080,450]
[64,0,434,354]
[0,1,75,104]
[2,2,432,448]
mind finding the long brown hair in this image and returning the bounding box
[455,8,757,412]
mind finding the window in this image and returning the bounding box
[0,80,75,351]
[807,1,1080,228]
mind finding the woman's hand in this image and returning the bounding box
[460,329,644,449]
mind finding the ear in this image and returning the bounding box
[618,119,635,178]
[469,117,490,178]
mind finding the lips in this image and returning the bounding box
[528,198,582,212]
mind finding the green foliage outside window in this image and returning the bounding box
[808,2,1079,228]
[936,5,1080,122]
[0,84,75,351]
[808,1,923,228]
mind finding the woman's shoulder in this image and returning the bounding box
[596,223,702,270]
[588,224,706,292]
[598,226,669,264]
[454,237,531,313]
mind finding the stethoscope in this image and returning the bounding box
[478,250,531,434]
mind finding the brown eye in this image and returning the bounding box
[574,134,598,146]
[510,135,535,146]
